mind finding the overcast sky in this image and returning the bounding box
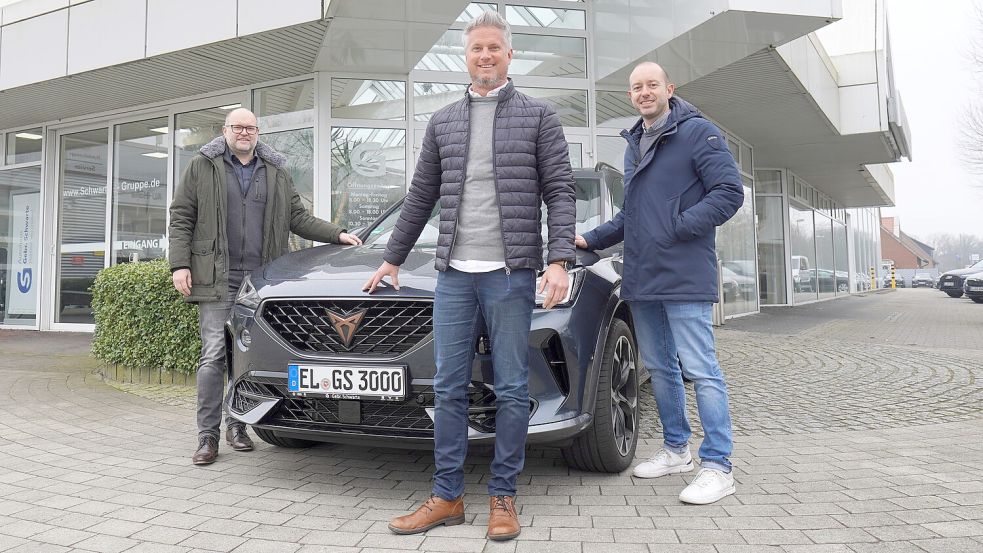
[883,0,981,241]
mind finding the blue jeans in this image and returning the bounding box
[432,267,535,499]
[630,301,733,472]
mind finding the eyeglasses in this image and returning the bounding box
[226,125,259,135]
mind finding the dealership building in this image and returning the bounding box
[0,0,910,331]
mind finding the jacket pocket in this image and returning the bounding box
[655,196,681,248]
[190,238,216,286]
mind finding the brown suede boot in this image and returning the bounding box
[487,495,520,541]
[388,494,465,535]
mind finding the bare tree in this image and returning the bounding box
[960,3,983,175]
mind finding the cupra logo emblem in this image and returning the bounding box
[326,309,367,348]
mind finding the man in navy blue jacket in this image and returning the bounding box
[576,61,744,505]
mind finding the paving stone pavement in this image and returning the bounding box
[1,288,981,553]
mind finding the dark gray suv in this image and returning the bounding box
[225,165,645,472]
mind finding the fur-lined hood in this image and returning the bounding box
[199,136,286,169]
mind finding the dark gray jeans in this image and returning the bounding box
[196,270,246,439]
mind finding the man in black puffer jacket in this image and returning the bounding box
[364,10,575,542]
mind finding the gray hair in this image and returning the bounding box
[462,10,512,50]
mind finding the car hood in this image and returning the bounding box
[256,244,440,297]
[942,266,983,277]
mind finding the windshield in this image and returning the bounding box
[362,175,608,248]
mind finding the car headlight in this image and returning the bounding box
[235,275,261,310]
[535,267,584,308]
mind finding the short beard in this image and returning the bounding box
[226,137,255,158]
[473,74,506,91]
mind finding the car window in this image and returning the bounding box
[540,176,603,240]
[363,204,440,248]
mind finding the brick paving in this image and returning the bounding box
[0,288,981,552]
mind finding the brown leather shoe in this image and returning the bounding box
[226,425,254,451]
[388,494,465,535]
[192,435,218,465]
[487,495,520,541]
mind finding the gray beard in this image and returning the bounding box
[473,76,506,91]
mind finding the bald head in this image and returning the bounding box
[629,62,670,88]
[222,108,260,160]
[224,107,257,126]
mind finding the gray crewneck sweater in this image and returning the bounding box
[450,95,506,264]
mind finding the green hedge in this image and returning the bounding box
[91,259,201,375]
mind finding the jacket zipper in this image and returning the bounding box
[445,99,469,269]
[489,97,511,276]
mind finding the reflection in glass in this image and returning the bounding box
[331,127,406,230]
[456,2,497,22]
[756,169,782,193]
[413,83,469,122]
[332,79,405,121]
[833,221,849,295]
[263,128,316,251]
[790,204,817,304]
[596,135,626,173]
[112,118,168,266]
[596,91,636,128]
[506,5,586,29]
[815,213,835,300]
[5,128,43,165]
[416,30,587,78]
[512,33,586,77]
[717,179,757,316]
[255,81,317,251]
[57,128,109,324]
[175,106,228,180]
[254,80,314,127]
[0,166,42,326]
[756,195,786,304]
[516,88,587,127]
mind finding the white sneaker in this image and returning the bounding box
[678,468,736,504]
[632,446,694,478]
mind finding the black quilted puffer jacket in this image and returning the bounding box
[383,81,576,272]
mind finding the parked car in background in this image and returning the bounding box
[791,255,813,292]
[937,260,983,298]
[963,272,983,303]
[911,272,935,288]
[882,274,905,288]
[225,165,647,473]
[854,272,871,292]
[721,266,755,302]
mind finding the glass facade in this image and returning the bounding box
[112,118,169,265]
[0,0,892,329]
[255,80,316,251]
[56,128,109,324]
[0,167,42,326]
[5,129,43,165]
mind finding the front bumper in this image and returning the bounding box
[225,287,609,448]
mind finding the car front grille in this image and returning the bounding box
[230,375,531,436]
[261,299,433,356]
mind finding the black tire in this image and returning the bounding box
[253,427,317,448]
[972,297,983,304]
[946,291,964,298]
[562,319,639,473]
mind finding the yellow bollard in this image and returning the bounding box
[870,267,876,290]
[891,266,896,289]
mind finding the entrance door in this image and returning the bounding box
[53,128,110,327]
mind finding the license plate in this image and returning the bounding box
[970,286,983,292]
[943,282,954,287]
[288,364,405,401]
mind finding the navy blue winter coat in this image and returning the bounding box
[383,81,576,272]
[582,97,744,302]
